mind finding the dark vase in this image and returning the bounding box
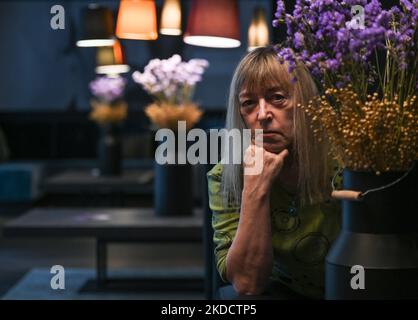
[325,163,418,299]
[153,130,194,216]
[98,124,122,176]
[154,161,193,216]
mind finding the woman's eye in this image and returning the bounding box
[240,100,254,107]
[271,94,285,103]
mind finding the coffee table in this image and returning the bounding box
[3,207,203,290]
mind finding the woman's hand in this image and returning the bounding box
[226,144,288,295]
[243,144,289,196]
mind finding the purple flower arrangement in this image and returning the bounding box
[274,0,417,103]
[273,0,418,172]
[89,76,127,103]
[88,76,128,124]
[132,54,209,105]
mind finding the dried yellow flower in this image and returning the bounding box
[302,87,418,173]
[89,100,128,124]
[144,102,203,131]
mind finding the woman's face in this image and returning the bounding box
[239,84,294,154]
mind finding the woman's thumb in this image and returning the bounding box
[277,148,289,161]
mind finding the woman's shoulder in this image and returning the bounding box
[207,163,224,208]
[207,163,240,213]
[206,162,224,182]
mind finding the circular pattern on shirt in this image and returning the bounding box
[292,232,330,266]
[271,207,301,234]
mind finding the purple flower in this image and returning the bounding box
[374,11,392,29]
[273,1,286,27]
[89,76,126,102]
[294,32,305,49]
[272,0,417,100]
[310,52,327,63]
[274,1,285,19]
[401,0,414,11]
[365,0,383,25]
[326,59,340,71]
[277,47,298,73]
[133,54,209,104]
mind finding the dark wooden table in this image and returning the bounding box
[3,207,203,290]
[42,169,154,194]
[40,169,155,207]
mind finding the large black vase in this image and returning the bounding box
[154,161,193,216]
[325,164,418,299]
[98,124,122,176]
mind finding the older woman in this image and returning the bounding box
[207,46,341,300]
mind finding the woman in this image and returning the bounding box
[207,46,341,300]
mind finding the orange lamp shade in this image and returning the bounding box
[247,7,270,52]
[96,40,130,75]
[116,0,158,40]
[184,0,241,48]
[160,0,182,36]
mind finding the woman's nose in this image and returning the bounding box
[257,98,271,122]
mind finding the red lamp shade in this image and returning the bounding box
[184,0,241,48]
[116,0,158,40]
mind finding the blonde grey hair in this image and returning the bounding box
[222,46,331,207]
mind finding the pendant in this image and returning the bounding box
[288,199,298,217]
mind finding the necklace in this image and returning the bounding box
[287,196,299,217]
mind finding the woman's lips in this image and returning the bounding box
[252,131,283,143]
[262,131,281,138]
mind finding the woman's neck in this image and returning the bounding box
[277,151,299,194]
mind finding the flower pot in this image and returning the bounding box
[98,124,122,176]
[154,162,193,216]
[325,163,418,299]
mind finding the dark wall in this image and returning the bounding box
[0,0,274,160]
[0,1,80,111]
[0,109,226,160]
[0,0,275,112]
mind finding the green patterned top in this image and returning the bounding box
[207,163,341,299]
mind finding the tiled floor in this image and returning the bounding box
[0,210,205,299]
[2,268,205,300]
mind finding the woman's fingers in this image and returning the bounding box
[243,144,264,175]
[268,148,288,174]
[275,148,289,163]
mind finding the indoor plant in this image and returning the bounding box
[133,54,209,216]
[89,75,127,176]
[274,0,417,299]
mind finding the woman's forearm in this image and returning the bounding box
[225,186,273,295]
